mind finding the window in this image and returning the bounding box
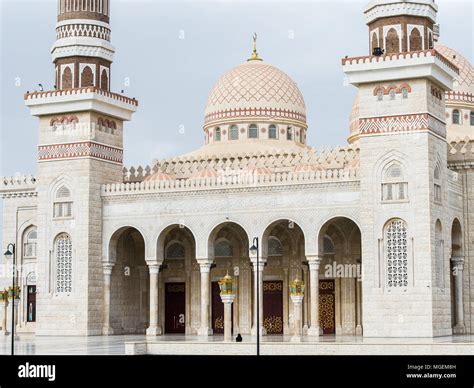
[385,28,400,54]
[23,227,37,259]
[229,125,239,140]
[434,164,442,203]
[100,69,108,91]
[248,124,258,139]
[371,32,378,53]
[402,88,408,99]
[214,240,233,257]
[286,126,293,140]
[452,110,461,125]
[62,67,72,89]
[389,89,396,100]
[470,111,474,126]
[377,90,383,101]
[166,242,185,259]
[54,185,73,219]
[81,66,94,87]
[385,219,408,288]
[268,124,278,139]
[409,28,422,51]
[323,236,335,255]
[268,237,283,256]
[215,127,221,141]
[382,162,408,202]
[55,233,72,293]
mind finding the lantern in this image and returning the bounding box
[289,278,305,297]
[218,273,237,296]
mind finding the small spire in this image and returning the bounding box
[247,32,263,61]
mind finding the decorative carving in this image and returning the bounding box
[386,219,408,288]
[38,142,123,164]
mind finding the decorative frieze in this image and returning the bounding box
[38,141,123,164]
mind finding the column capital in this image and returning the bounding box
[197,258,213,272]
[102,262,115,276]
[307,255,322,271]
[148,264,160,275]
[451,256,465,272]
[251,260,266,271]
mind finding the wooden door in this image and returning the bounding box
[263,280,283,335]
[212,282,224,334]
[319,279,336,334]
[164,283,186,334]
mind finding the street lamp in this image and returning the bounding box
[4,243,16,356]
[218,273,237,342]
[249,237,259,356]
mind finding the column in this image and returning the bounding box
[451,256,465,334]
[307,256,322,336]
[290,295,303,342]
[102,263,114,335]
[302,266,309,332]
[197,260,213,336]
[355,258,363,335]
[251,259,265,336]
[221,294,235,342]
[0,298,9,336]
[146,263,162,336]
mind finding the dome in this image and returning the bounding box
[204,60,307,129]
[436,44,474,94]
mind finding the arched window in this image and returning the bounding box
[452,110,461,124]
[100,69,108,90]
[377,89,383,101]
[382,162,408,201]
[229,125,239,140]
[402,88,409,99]
[323,236,335,255]
[268,237,283,256]
[166,242,185,259]
[385,28,400,54]
[385,219,408,288]
[81,66,94,87]
[470,111,474,126]
[268,124,278,139]
[214,240,233,257]
[409,28,422,51]
[215,127,221,141]
[434,163,442,203]
[54,185,73,219]
[434,220,444,288]
[62,67,72,89]
[286,126,293,140]
[23,227,37,259]
[55,233,73,293]
[371,32,379,53]
[428,32,433,49]
[389,89,396,100]
[248,124,258,139]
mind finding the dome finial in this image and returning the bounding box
[248,32,263,61]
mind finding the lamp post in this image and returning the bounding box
[249,237,259,356]
[4,243,16,356]
[289,278,305,342]
[218,273,237,342]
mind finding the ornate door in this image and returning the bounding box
[319,279,336,334]
[165,283,186,334]
[212,282,224,334]
[263,280,283,335]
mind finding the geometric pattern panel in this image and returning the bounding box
[205,107,307,125]
[56,234,72,293]
[359,113,446,138]
[385,219,408,288]
[38,141,123,164]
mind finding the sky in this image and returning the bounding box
[0,0,473,240]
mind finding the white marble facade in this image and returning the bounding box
[1,0,473,341]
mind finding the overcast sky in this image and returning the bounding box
[0,0,473,239]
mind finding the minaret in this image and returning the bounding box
[25,0,137,335]
[343,1,459,337]
[53,0,114,90]
[365,0,439,55]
